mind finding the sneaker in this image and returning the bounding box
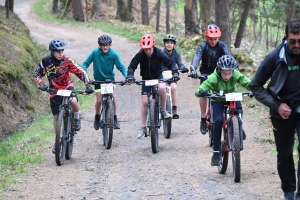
[138,126,147,138]
[211,151,221,166]
[200,121,207,134]
[114,116,120,129]
[161,110,172,119]
[94,115,100,130]
[172,109,179,119]
[74,118,81,131]
[52,144,55,154]
[284,192,295,200]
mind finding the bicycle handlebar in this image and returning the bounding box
[90,80,126,86]
[132,76,181,86]
[39,87,86,95]
[202,91,253,98]
[188,73,210,80]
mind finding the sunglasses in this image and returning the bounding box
[288,39,300,45]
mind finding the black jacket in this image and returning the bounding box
[249,41,288,118]
[127,47,178,80]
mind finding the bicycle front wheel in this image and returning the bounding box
[102,98,114,149]
[218,140,229,174]
[55,109,68,166]
[66,110,74,160]
[163,95,172,139]
[231,116,241,182]
[149,99,159,153]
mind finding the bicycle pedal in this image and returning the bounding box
[173,114,179,119]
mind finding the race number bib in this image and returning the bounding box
[101,83,114,94]
[162,70,172,80]
[145,80,159,86]
[56,90,72,97]
[225,93,243,101]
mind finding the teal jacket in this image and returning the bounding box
[82,48,127,81]
[195,68,251,102]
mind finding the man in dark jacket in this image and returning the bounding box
[249,19,300,200]
[127,34,178,138]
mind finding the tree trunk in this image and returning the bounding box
[234,0,253,48]
[141,0,149,25]
[72,0,85,22]
[156,0,161,33]
[63,0,72,17]
[215,0,230,47]
[184,0,199,35]
[92,0,101,19]
[127,0,133,18]
[286,0,296,24]
[166,0,170,33]
[5,0,9,18]
[116,0,131,21]
[53,0,59,13]
[199,0,215,33]
[5,0,13,12]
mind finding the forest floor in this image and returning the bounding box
[1,0,284,199]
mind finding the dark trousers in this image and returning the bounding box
[271,114,300,193]
[211,101,242,151]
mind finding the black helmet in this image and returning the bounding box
[163,34,176,44]
[98,35,112,44]
[49,40,66,51]
[217,55,239,70]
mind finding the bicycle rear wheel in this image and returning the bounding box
[149,99,159,153]
[55,109,68,166]
[163,95,172,139]
[218,140,229,174]
[66,111,75,160]
[208,109,213,147]
[102,98,114,149]
[231,116,241,182]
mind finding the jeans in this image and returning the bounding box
[211,101,242,151]
[271,113,300,193]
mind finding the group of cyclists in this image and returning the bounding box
[34,19,300,200]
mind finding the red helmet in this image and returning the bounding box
[140,34,155,49]
[205,24,221,38]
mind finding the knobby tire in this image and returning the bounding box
[150,99,159,153]
[163,95,172,139]
[218,132,229,174]
[231,116,241,182]
[102,98,114,149]
[55,109,67,166]
[207,108,213,147]
[66,110,74,160]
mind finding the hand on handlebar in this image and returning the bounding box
[39,82,48,91]
[85,84,94,94]
[127,77,135,84]
[198,90,209,97]
[179,67,189,73]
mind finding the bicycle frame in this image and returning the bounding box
[146,83,161,131]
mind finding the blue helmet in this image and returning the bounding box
[49,40,66,51]
[98,35,112,44]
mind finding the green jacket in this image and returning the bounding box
[82,48,127,81]
[195,68,251,102]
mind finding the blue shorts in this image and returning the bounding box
[141,74,163,95]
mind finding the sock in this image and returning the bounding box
[114,115,117,119]
[201,117,206,123]
[74,112,80,119]
[95,114,100,121]
[172,106,177,111]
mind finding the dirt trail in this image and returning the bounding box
[2,1,282,199]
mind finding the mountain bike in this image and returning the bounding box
[188,74,214,146]
[135,76,179,153]
[91,80,126,149]
[43,89,86,166]
[162,71,181,139]
[203,91,252,182]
